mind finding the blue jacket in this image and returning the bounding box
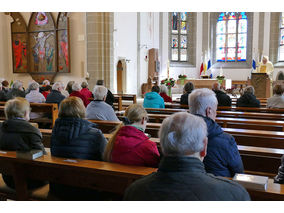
[51,117,107,160]
[143,92,165,108]
[197,115,244,177]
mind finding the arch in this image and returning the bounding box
[277,71,284,80]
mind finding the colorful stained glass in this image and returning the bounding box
[172,35,178,48]
[237,47,246,61]
[217,21,226,34]
[228,12,236,20]
[238,19,247,33]
[172,12,178,32]
[216,35,226,48]
[281,29,284,45]
[238,33,247,47]
[172,49,178,61]
[216,47,226,61]
[228,34,236,47]
[228,20,236,33]
[239,12,247,20]
[180,12,187,21]
[279,46,284,61]
[180,35,187,48]
[218,12,226,21]
[181,21,187,34]
[180,49,187,61]
[227,48,236,61]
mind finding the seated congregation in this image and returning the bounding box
[0,78,283,201]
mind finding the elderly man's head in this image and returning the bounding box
[93,85,108,101]
[212,82,221,91]
[159,112,207,159]
[244,86,255,95]
[72,82,82,92]
[262,56,268,64]
[28,82,40,92]
[188,88,218,121]
[12,80,23,91]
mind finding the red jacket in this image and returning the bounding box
[80,88,93,100]
[69,91,90,107]
[111,126,160,167]
[160,92,172,103]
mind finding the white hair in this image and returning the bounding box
[52,82,63,90]
[160,85,168,94]
[28,82,39,91]
[159,112,207,156]
[72,82,82,92]
[93,86,108,100]
[12,80,23,90]
[244,86,255,95]
[188,88,218,116]
[43,80,50,86]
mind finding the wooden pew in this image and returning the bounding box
[113,94,137,111]
[0,150,283,201]
[218,106,284,113]
[217,111,284,121]
[0,102,58,127]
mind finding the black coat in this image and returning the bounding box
[214,90,232,106]
[236,93,260,108]
[124,156,250,201]
[46,90,66,106]
[0,119,46,189]
[180,92,190,105]
[106,90,115,107]
[6,88,25,100]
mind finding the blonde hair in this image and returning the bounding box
[59,96,86,118]
[5,97,30,119]
[103,104,148,162]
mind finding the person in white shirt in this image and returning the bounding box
[267,84,284,109]
[25,82,45,119]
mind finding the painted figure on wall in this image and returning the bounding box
[45,42,54,71]
[32,32,54,72]
[13,36,27,69]
[59,30,69,68]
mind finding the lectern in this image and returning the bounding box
[251,73,271,98]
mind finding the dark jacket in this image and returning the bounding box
[0,118,46,189]
[214,90,232,106]
[51,117,107,160]
[180,92,190,105]
[106,90,115,107]
[46,90,65,106]
[6,88,25,100]
[198,115,244,177]
[236,93,260,108]
[274,155,284,184]
[124,156,250,201]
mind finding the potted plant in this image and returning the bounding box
[161,78,175,97]
[178,74,187,85]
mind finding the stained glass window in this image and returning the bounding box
[170,12,189,62]
[279,13,284,61]
[216,12,247,62]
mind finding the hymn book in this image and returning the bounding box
[16,150,43,160]
[233,173,268,191]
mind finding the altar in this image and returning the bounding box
[176,79,225,89]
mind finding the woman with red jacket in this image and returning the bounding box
[104,104,160,167]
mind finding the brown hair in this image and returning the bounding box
[4,97,30,119]
[66,81,75,94]
[58,96,86,118]
[103,104,148,162]
[273,84,284,95]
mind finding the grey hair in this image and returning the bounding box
[188,88,218,116]
[12,80,23,90]
[159,112,207,156]
[72,82,82,91]
[93,86,108,100]
[160,85,168,94]
[244,86,255,95]
[52,82,63,90]
[42,80,50,86]
[28,82,39,91]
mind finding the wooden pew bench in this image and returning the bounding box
[218,106,284,113]
[217,111,284,121]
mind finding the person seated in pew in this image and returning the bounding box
[236,86,260,108]
[159,85,172,103]
[69,82,90,107]
[267,84,284,109]
[50,96,107,200]
[0,97,47,189]
[103,104,160,167]
[212,82,232,107]
[143,86,165,109]
[80,81,93,100]
[0,83,7,101]
[1,80,10,95]
[25,82,46,120]
[274,155,284,184]
[65,80,75,95]
[86,86,119,121]
[180,81,194,105]
[188,88,244,177]
[6,80,25,100]
[123,112,250,201]
[96,80,115,108]
[46,81,66,107]
[41,85,52,99]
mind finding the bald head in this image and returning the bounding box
[212,82,220,91]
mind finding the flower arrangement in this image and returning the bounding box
[161,78,175,88]
[216,75,225,84]
[178,74,187,79]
